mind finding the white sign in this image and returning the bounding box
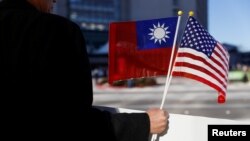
[96,106,249,141]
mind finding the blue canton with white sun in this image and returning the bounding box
[136,17,178,50]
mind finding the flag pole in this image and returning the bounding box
[151,11,183,141]
[160,11,183,109]
[159,11,194,109]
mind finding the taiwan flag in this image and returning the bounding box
[109,17,178,84]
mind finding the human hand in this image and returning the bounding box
[146,108,169,134]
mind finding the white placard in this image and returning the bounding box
[96,106,249,141]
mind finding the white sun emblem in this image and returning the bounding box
[148,22,170,44]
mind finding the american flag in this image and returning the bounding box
[172,17,230,103]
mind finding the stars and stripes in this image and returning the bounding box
[172,16,230,103]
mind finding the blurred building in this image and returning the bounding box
[127,0,207,34]
[53,0,208,67]
[223,43,250,70]
[52,0,68,18]
[68,0,121,53]
[223,43,239,70]
[240,52,250,66]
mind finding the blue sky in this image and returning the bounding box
[208,0,250,52]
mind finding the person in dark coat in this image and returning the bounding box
[0,0,169,140]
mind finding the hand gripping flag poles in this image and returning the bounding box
[151,11,230,140]
[108,11,182,141]
[108,10,229,141]
[150,11,182,141]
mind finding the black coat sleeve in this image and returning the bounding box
[0,1,145,140]
[58,19,151,141]
[111,113,150,141]
[0,6,150,139]
[30,15,117,140]
[58,20,151,141]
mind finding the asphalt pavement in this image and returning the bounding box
[93,77,250,122]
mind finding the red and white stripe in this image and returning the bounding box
[173,43,230,96]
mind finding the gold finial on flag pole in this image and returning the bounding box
[189,11,194,16]
[178,10,183,16]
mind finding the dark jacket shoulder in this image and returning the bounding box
[40,12,81,34]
